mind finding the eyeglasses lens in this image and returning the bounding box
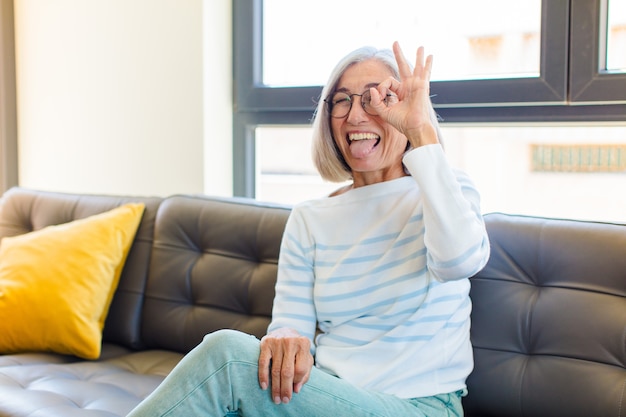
[327,91,396,118]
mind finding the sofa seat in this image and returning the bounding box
[0,344,140,368]
[0,347,182,417]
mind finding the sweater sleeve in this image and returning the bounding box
[403,144,490,281]
[267,207,318,350]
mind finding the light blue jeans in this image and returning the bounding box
[127,329,465,417]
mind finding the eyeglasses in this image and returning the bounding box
[324,90,398,118]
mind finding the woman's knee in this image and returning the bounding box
[198,329,261,362]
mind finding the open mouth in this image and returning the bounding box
[347,132,380,158]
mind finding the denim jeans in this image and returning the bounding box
[127,329,465,417]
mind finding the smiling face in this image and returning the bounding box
[330,59,409,187]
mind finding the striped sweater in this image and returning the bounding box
[268,144,490,399]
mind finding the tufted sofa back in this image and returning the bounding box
[139,195,291,353]
[0,188,290,355]
[464,213,626,417]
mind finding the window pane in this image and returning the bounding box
[263,0,541,86]
[256,124,626,223]
[255,127,350,202]
[607,0,626,72]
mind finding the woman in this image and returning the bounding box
[128,42,490,417]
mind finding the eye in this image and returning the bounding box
[361,90,372,105]
[331,93,351,105]
[384,94,399,106]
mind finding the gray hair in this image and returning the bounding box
[311,46,443,183]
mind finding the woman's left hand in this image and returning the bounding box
[369,42,438,148]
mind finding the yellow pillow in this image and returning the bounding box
[0,203,145,359]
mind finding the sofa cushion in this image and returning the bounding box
[0,187,163,350]
[0,343,136,368]
[0,348,183,417]
[0,203,145,359]
[464,213,626,417]
[140,195,290,353]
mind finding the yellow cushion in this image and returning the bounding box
[0,203,145,359]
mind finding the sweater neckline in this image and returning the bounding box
[340,176,414,200]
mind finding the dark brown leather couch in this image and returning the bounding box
[462,213,625,417]
[0,187,624,417]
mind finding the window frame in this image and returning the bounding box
[233,0,626,197]
[569,0,626,102]
[0,0,18,194]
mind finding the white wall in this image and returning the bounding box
[14,0,232,197]
[202,0,232,197]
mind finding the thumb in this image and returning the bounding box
[368,87,390,117]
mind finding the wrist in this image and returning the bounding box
[406,123,439,148]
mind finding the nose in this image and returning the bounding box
[345,95,368,124]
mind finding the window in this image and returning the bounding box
[262,0,541,86]
[233,0,626,222]
[256,123,626,222]
[607,0,626,71]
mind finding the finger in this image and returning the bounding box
[293,368,311,393]
[375,77,393,92]
[270,351,286,404]
[370,76,400,110]
[414,46,425,77]
[292,351,313,393]
[378,76,401,94]
[423,54,434,82]
[368,87,390,117]
[280,361,295,404]
[258,341,272,391]
[278,343,299,403]
[392,41,412,80]
[370,77,402,96]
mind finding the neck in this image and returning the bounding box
[352,167,408,188]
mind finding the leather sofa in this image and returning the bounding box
[0,187,624,417]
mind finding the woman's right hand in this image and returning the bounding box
[369,42,438,148]
[258,327,314,404]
